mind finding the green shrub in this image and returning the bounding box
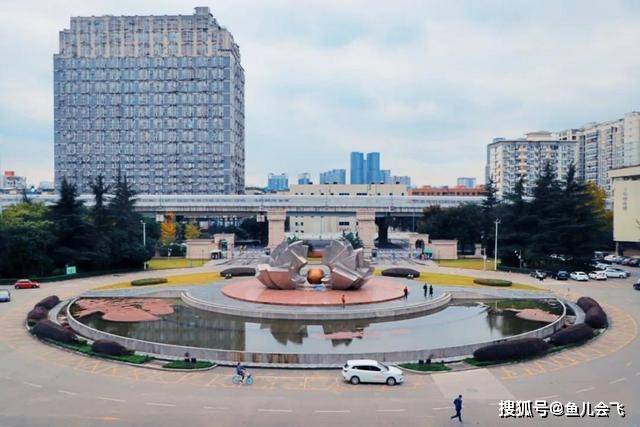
[220,267,256,277]
[130,277,168,286]
[549,324,594,346]
[398,362,451,372]
[473,338,550,362]
[381,268,420,278]
[162,360,214,369]
[473,278,512,287]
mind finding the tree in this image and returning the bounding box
[0,202,55,276]
[89,175,113,269]
[585,181,613,249]
[49,177,95,270]
[481,176,500,256]
[108,174,153,268]
[498,178,534,267]
[160,212,177,246]
[526,162,564,267]
[184,221,201,240]
[418,204,483,251]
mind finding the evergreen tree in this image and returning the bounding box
[556,164,603,268]
[527,162,564,267]
[498,178,533,267]
[89,175,113,269]
[49,178,95,270]
[481,176,500,256]
[108,174,153,268]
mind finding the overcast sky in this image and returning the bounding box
[1,0,640,188]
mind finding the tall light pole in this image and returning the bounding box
[140,220,147,270]
[494,218,501,271]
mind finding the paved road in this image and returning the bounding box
[0,265,639,426]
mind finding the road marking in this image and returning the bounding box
[576,387,595,394]
[258,409,293,413]
[609,378,626,385]
[432,407,449,410]
[97,396,126,403]
[315,410,351,413]
[203,406,229,411]
[23,381,42,388]
[146,402,176,407]
[57,390,78,396]
[537,395,559,400]
[376,409,405,413]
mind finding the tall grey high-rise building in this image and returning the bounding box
[54,7,245,194]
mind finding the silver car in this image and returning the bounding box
[0,289,11,302]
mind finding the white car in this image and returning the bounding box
[342,359,404,386]
[604,255,618,263]
[604,268,630,278]
[594,262,609,270]
[570,271,589,281]
[588,271,607,281]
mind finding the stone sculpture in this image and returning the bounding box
[256,240,309,289]
[256,239,373,290]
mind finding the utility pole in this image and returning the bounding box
[140,220,147,270]
[494,218,501,271]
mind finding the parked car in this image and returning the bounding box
[634,280,640,291]
[588,271,607,281]
[627,258,640,267]
[529,270,547,280]
[0,290,11,302]
[604,254,618,263]
[619,257,632,265]
[570,271,589,281]
[553,270,569,280]
[604,268,630,279]
[593,262,609,270]
[342,359,404,386]
[13,279,40,289]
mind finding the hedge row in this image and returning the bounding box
[473,278,512,287]
[577,296,608,329]
[26,295,61,326]
[220,267,256,277]
[549,323,594,346]
[130,277,168,286]
[473,338,551,362]
[381,268,420,278]
[92,339,132,356]
[32,320,77,344]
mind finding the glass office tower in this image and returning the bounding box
[350,152,365,184]
[366,152,381,184]
[54,7,245,194]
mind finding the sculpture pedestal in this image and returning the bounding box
[221,277,405,306]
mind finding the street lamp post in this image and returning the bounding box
[494,218,501,271]
[140,220,147,270]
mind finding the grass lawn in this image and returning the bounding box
[147,258,206,270]
[436,258,498,271]
[399,362,451,372]
[418,272,541,292]
[94,271,222,291]
[162,360,215,369]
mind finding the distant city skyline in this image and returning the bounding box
[2,1,640,189]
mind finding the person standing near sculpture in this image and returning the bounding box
[423,283,428,297]
[429,285,434,297]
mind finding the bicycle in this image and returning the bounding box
[232,373,253,385]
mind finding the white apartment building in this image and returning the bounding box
[557,112,640,193]
[485,132,577,197]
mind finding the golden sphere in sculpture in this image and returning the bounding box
[307,268,325,284]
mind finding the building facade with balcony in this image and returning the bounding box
[486,132,577,197]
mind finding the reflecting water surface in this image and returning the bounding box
[73,298,561,354]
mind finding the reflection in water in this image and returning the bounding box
[74,298,560,355]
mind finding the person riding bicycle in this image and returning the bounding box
[236,362,248,382]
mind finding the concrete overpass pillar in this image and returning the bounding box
[375,216,389,246]
[267,209,287,248]
[356,209,376,257]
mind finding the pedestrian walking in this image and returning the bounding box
[450,394,463,422]
[341,294,346,308]
[403,286,409,300]
[429,285,434,297]
[423,283,428,297]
